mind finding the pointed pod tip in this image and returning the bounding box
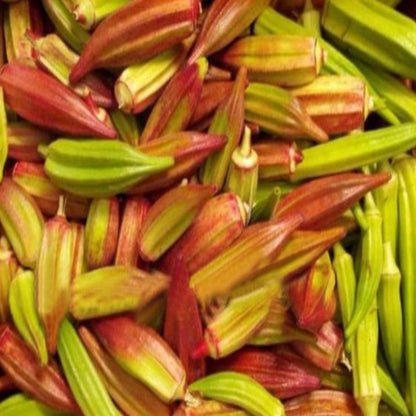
[102,125,118,139]
[191,340,209,360]
[373,170,392,185]
[69,58,88,85]
[0,63,8,79]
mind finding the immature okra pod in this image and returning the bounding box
[254,6,399,125]
[188,371,285,416]
[332,242,356,335]
[291,123,416,181]
[57,319,122,416]
[9,270,48,365]
[346,193,383,340]
[393,155,416,415]
[373,160,399,257]
[351,301,381,416]
[378,242,404,384]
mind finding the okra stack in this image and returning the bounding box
[0,0,416,415]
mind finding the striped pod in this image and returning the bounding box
[79,326,171,416]
[0,178,44,268]
[57,319,122,416]
[0,325,79,413]
[85,197,120,269]
[9,270,48,365]
[393,155,416,415]
[188,371,285,416]
[254,6,399,125]
[70,0,200,82]
[36,199,75,354]
[90,314,187,403]
[0,63,116,138]
[6,121,53,162]
[351,301,381,416]
[345,193,383,340]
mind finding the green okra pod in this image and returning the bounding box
[69,0,130,30]
[109,110,141,147]
[0,178,44,268]
[351,301,381,416]
[378,242,404,384]
[0,393,70,416]
[322,0,416,80]
[354,58,416,124]
[352,202,368,232]
[332,243,357,334]
[9,270,48,365]
[291,123,416,181]
[252,181,295,222]
[0,238,16,323]
[244,82,328,142]
[225,126,258,220]
[115,42,189,115]
[201,66,246,190]
[57,318,122,416]
[193,286,274,360]
[393,154,416,415]
[373,160,399,258]
[43,138,174,198]
[377,364,410,416]
[346,193,383,340]
[85,197,120,269]
[300,0,322,37]
[41,0,90,54]
[188,371,285,416]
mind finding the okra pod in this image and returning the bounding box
[393,155,416,414]
[57,318,121,416]
[9,270,48,365]
[346,193,383,340]
[351,301,381,416]
[189,371,285,416]
[354,58,416,123]
[41,0,90,54]
[332,243,356,339]
[322,0,416,79]
[291,123,416,181]
[377,364,410,416]
[373,160,399,258]
[254,6,399,125]
[378,242,404,384]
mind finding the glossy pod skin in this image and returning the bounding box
[70,0,201,83]
[0,0,415,414]
[0,63,116,138]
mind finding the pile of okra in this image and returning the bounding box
[1,0,416,415]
